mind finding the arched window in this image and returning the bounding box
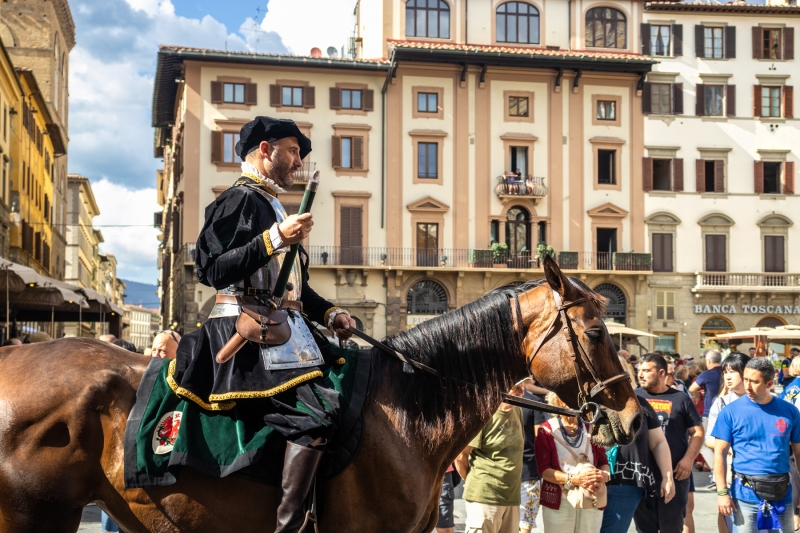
[407,280,448,315]
[594,283,626,322]
[496,2,540,44]
[406,0,450,39]
[585,7,626,49]
[757,316,786,328]
[506,206,531,255]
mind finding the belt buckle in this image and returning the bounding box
[246,287,257,296]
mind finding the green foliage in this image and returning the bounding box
[537,243,555,261]
[491,242,508,263]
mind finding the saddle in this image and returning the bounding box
[215,294,303,364]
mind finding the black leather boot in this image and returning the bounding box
[274,441,324,533]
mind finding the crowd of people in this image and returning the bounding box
[436,346,800,533]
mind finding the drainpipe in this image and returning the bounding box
[568,0,572,51]
[381,52,398,229]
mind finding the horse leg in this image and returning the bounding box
[0,502,83,533]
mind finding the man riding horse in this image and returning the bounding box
[171,116,356,533]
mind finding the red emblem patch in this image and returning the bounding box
[776,418,788,434]
[152,411,182,454]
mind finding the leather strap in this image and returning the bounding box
[214,294,303,313]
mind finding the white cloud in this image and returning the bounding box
[92,179,161,284]
[259,0,356,56]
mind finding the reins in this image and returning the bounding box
[345,285,627,424]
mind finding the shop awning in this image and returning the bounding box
[766,326,800,342]
[0,261,51,293]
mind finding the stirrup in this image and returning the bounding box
[298,477,319,533]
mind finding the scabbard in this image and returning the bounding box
[216,332,248,364]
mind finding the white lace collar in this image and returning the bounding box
[240,161,286,195]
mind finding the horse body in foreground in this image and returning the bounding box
[0,260,641,532]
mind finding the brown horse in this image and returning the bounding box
[0,258,640,533]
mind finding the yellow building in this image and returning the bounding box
[9,67,66,275]
[0,40,22,258]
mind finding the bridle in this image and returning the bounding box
[519,288,630,423]
[347,286,629,424]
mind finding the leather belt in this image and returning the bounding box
[214,294,303,313]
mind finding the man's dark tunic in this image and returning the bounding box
[171,177,340,445]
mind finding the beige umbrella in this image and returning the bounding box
[766,325,800,342]
[603,320,658,338]
[713,327,776,340]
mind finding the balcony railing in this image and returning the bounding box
[694,272,800,291]
[305,246,651,272]
[183,243,197,265]
[494,175,548,204]
[292,161,317,184]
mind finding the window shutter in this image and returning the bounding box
[270,84,281,107]
[352,136,364,169]
[726,85,736,117]
[715,160,725,193]
[752,27,763,59]
[765,235,785,273]
[211,131,222,163]
[642,82,652,114]
[303,86,315,108]
[673,158,684,192]
[329,87,341,110]
[672,83,684,114]
[351,206,363,248]
[706,235,727,272]
[643,157,654,191]
[673,25,683,56]
[331,135,342,168]
[363,89,374,111]
[211,81,223,103]
[696,159,706,192]
[245,83,257,105]
[641,23,652,55]
[725,26,736,58]
[695,25,705,58]
[785,27,794,60]
[696,84,705,116]
[784,86,794,118]
[340,206,351,248]
[784,161,795,195]
[753,85,763,117]
[754,160,765,194]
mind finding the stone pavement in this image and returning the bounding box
[78,471,721,532]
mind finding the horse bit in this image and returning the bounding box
[347,287,629,425]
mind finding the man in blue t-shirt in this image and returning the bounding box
[712,358,800,533]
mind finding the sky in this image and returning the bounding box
[68,0,356,284]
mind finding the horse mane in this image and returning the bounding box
[369,277,606,450]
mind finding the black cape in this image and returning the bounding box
[170,176,340,445]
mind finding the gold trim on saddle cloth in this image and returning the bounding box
[166,359,237,411]
[207,370,324,401]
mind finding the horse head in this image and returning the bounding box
[519,255,642,446]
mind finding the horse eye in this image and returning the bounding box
[585,330,602,342]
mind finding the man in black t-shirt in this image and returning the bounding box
[519,390,548,533]
[634,353,704,533]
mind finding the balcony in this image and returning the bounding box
[494,175,547,205]
[693,272,800,293]
[291,161,316,185]
[183,243,197,265]
[307,246,651,272]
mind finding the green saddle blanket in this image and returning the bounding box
[123,345,369,488]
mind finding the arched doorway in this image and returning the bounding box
[757,316,788,358]
[506,206,531,267]
[700,316,734,349]
[594,283,626,323]
[406,280,448,328]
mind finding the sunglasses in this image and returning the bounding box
[155,330,179,342]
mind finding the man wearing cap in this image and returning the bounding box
[171,116,355,533]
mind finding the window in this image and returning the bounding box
[223,133,240,163]
[597,100,616,120]
[764,162,782,194]
[585,7,626,49]
[509,96,529,117]
[342,89,362,109]
[509,146,528,176]
[653,159,672,191]
[765,235,785,273]
[655,291,676,320]
[654,333,677,354]
[597,149,616,185]
[763,28,782,59]
[332,135,365,170]
[405,0,450,39]
[651,25,671,56]
[417,92,438,113]
[416,222,439,267]
[407,280,448,315]
[704,85,724,116]
[652,234,674,272]
[705,234,727,271]
[341,137,352,168]
[762,86,781,117]
[281,86,304,107]
[496,2,540,44]
[223,83,245,104]
[698,159,725,193]
[340,205,363,266]
[651,84,672,115]
[506,207,530,254]
[704,27,724,59]
[418,142,438,178]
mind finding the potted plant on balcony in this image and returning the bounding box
[536,243,555,267]
[491,242,508,268]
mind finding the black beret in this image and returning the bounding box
[235,116,312,160]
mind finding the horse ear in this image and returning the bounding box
[542,254,571,297]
